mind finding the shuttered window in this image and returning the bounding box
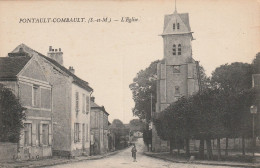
[24,123,32,146]
[75,92,79,114]
[86,96,90,114]
[74,123,80,143]
[42,124,49,145]
[82,94,86,114]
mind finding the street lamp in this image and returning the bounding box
[250,105,257,156]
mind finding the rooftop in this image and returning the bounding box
[9,44,93,92]
[0,56,31,80]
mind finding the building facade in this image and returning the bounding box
[152,9,199,152]
[0,49,52,160]
[90,98,109,155]
[9,44,93,157]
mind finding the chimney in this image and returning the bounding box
[91,97,95,102]
[47,46,63,65]
[69,66,75,74]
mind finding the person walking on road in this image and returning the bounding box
[131,144,137,162]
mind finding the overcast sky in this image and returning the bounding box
[0,0,259,123]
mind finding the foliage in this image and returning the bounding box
[252,52,260,74]
[129,119,145,132]
[211,62,252,92]
[0,84,26,143]
[109,119,129,150]
[129,60,159,121]
[153,60,258,159]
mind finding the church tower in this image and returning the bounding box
[152,8,199,152]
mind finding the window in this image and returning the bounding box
[42,124,49,145]
[33,85,40,107]
[82,124,85,142]
[95,113,99,128]
[75,92,79,114]
[86,124,89,142]
[178,44,181,55]
[86,96,90,114]
[172,44,176,55]
[177,23,180,29]
[173,23,175,30]
[74,123,80,143]
[173,65,180,73]
[24,123,32,146]
[82,94,86,114]
[175,86,180,95]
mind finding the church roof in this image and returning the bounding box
[162,11,192,36]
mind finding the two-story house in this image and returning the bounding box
[8,44,93,157]
[0,48,52,160]
[90,97,109,154]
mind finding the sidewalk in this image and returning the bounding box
[143,151,260,168]
[0,150,121,168]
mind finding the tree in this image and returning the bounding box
[129,60,159,121]
[211,62,254,155]
[0,84,26,143]
[211,62,252,92]
[129,60,158,148]
[252,52,260,74]
[110,119,129,150]
[129,119,145,132]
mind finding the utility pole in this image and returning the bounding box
[149,93,153,152]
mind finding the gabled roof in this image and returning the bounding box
[0,56,31,80]
[162,11,192,36]
[10,44,93,92]
[90,101,109,116]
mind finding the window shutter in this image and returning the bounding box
[48,124,52,145]
[86,96,90,114]
[32,123,36,146]
[39,124,42,145]
[75,92,79,114]
[86,124,88,142]
[74,123,76,143]
[78,123,81,142]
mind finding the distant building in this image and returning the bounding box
[90,97,109,154]
[8,44,93,157]
[153,8,199,152]
[133,131,143,138]
[0,48,52,160]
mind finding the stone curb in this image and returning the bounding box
[0,148,127,168]
[143,152,259,168]
[35,149,124,168]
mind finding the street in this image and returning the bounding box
[48,139,233,168]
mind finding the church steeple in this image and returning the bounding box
[174,0,177,13]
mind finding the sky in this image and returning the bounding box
[0,0,259,123]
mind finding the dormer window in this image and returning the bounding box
[177,23,180,29]
[172,44,176,55]
[173,23,175,30]
[178,44,181,55]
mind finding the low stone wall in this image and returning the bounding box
[18,146,52,160]
[0,142,17,161]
